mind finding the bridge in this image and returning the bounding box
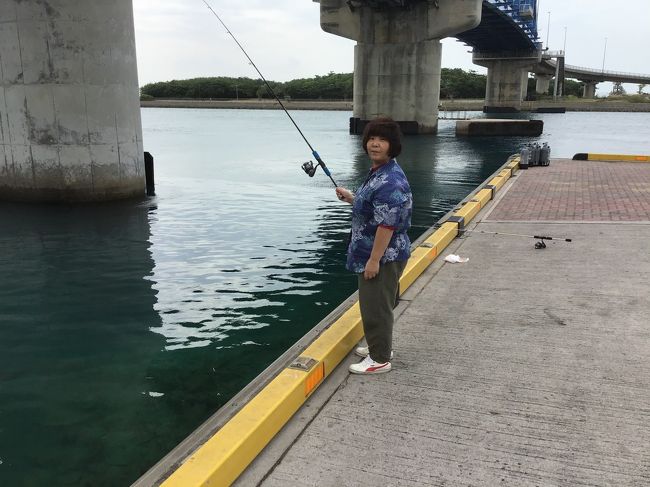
[536,55,650,98]
[2,0,649,202]
[317,0,650,132]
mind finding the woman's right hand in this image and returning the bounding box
[335,187,354,204]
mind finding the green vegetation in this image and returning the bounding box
[141,76,265,99]
[143,70,646,102]
[140,73,350,100]
[548,78,584,98]
[606,94,650,103]
[141,69,487,101]
[439,68,486,99]
[282,72,353,100]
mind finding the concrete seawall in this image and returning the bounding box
[141,98,650,112]
[140,99,353,111]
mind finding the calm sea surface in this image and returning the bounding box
[1,109,649,485]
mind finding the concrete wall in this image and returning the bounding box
[0,0,144,202]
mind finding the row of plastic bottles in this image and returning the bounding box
[520,142,550,169]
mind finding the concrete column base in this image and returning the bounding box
[475,56,537,113]
[353,40,441,134]
[349,118,422,135]
[0,0,145,203]
[483,106,521,114]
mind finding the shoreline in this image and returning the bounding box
[141,98,650,112]
[140,99,353,111]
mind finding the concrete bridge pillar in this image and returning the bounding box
[473,54,537,112]
[317,0,482,134]
[535,74,552,94]
[582,81,598,99]
[0,0,145,202]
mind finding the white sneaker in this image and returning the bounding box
[354,346,394,360]
[349,355,392,375]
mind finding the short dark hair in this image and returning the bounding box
[361,117,402,158]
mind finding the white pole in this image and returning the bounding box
[601,37,608,72]
[563,26,567,53]
[553,56,560,100]
[546,11,551,49]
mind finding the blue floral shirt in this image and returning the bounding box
[346,159,412,273]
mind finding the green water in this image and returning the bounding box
[0,109,648,485]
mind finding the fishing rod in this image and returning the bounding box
[201,0,338,187]
[463,229,572,249]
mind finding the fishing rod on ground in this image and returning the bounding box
[200,0,338,188]
[462,229,572,249]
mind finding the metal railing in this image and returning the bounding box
[564,64,650,79]
[543,58,650,80]
[486,0,539,43]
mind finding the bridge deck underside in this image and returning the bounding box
[456,2,536,52]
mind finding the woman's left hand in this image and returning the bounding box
[363,259,380,280]
[335,187,354,204]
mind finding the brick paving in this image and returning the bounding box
[487,159,650,222]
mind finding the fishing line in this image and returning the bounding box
[200,0,338,187]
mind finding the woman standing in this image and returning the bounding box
[335,117,412,375]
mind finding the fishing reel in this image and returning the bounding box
[301,160,318,177]
[534,240,547,249]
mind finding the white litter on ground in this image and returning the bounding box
[444,254,469,263]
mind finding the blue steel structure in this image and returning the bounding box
[487,0,539,44]
[456,0,541,52]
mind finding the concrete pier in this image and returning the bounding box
[474,55,537,112]
[137,156,650,486]
[582,81,598,99]
[238,158,650,486]
[317,0,482,133]
[535,74,551,94]
[0,0,145,202]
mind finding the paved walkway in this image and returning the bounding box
[238,159,650,487]
[488,160,650,222]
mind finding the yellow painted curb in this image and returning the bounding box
[474,188,493,208]
[589,154,650,162]
[573,153,650,162]
[160,157,517,487]
[162,304,364,487]
[454,200,481,225]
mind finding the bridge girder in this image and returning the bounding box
[346,0,429,10]
[456,1,538,53]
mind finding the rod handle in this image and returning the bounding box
[312,151,331,176]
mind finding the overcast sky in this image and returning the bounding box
[133,0,650,95]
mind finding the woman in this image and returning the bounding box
[335,117,412,375]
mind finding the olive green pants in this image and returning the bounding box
[357,260,407,363]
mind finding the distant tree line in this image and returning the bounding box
[439,68,486,99]
[141,69,490,100]
[140,72,353,100]
[141,69,593,101]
